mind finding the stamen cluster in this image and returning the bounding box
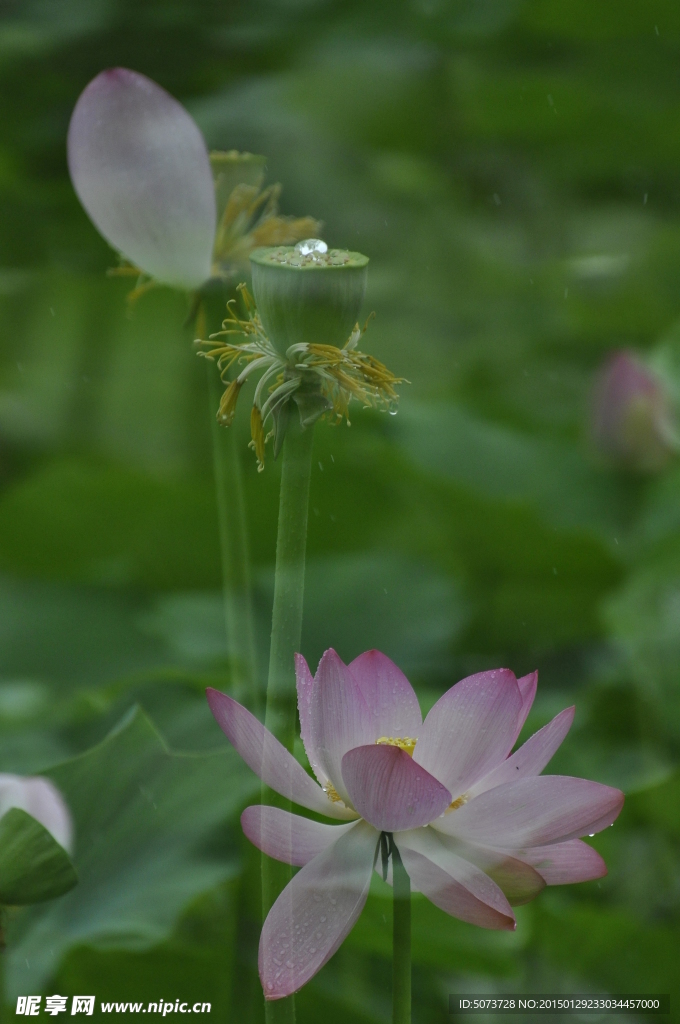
[196,284,405,471]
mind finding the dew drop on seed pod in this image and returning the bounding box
[295,238,328,255]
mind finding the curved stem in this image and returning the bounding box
[262,416,315,1024]
[392,842,412,1024]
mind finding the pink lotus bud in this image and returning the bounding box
[0,774,73,853]
[591,350,677,471]
[68,68,216,290]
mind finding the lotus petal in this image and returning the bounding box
[468,706,575,798]
[0,774,73,853]
[431,834,546,906]
[241,805,357,866]
[259,820,378,999]
[341,744,451,832]
[68,68,216,289]
[395,829,515,930]
[308,650,375,805]
[514,670,538,740]
[435,775,624,847]
[206,689,357,820]
[349,649,422,739]
[513,839,607,885]
[414,669,522,797]
[295,653,330,788]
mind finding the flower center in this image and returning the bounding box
[323,782,343,803]
[375,736,417,756]
[446,793,469,813]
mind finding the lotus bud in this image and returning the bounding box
[591,350,678,472]
[249,240,369,356]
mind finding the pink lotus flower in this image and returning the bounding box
[207,650,623,1000]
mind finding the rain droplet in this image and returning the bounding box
[295,239,328,256]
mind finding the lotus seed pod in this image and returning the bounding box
[249,240,369,356]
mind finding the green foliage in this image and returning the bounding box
[0,0,679,1018]
[0,808,77,905]
[5,708,257,1001]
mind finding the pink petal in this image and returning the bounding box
[395,829,515,930]
[341,745,451,832]
[309,650,375,805]
[68,68,216,289]
[206,689,356,821]
[433,835,545,906]
[259,820,378,999]
[514,670,538,741]
[468,706,575,798]
[348,650,422,738]
[295,654,328,788]
[436,775,624,847]
[413,669,522,797]
[0,774,73,853]
[513,839,607,885]
[241,805,357,866]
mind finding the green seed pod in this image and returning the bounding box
[249,240,369,355]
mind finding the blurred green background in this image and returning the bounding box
[1,0,680,1021]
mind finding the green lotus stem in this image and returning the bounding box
[392,841,412,1024]
[262,417,315,1024]
[208,369,259,709]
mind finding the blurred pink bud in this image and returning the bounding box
[0,773,73,853]
[68,68,216,290]
[591,350,677,471]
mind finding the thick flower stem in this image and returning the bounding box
[208,370,259,710]
[392,845,412,1024]
[263,416,315,749]
[262,416,315,1024]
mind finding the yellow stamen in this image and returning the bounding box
[376,736,417,756]
[323,783,342,803]
[446,793,469,813]
[249,405,266,472]
[217,379,242,426]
